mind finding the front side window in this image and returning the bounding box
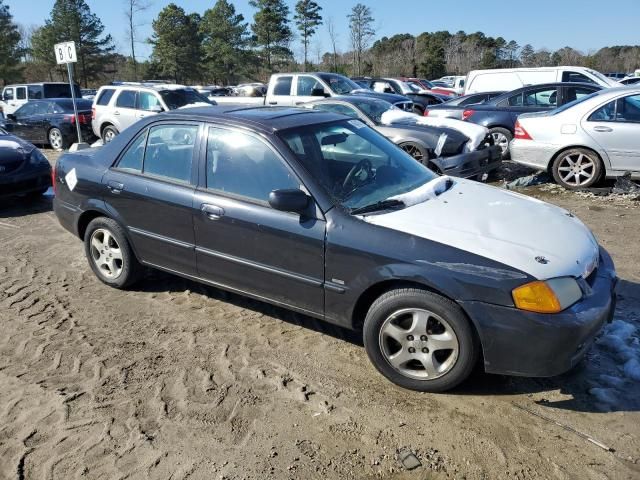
[158,89,210,109]
[143,125,198,183]
[297,76,322,96]
[206,127,299,203]
[279,120,437,210]
[138,91,162,111]
[523,87,558,107]
[116,129,148,172]
[273,76,293,96]
[33,102,49,115]
[373,81,394,94]
[96,88,116,106]
[115,90,137,109]
[3,88,13,101]
[15,103,35,117]
[562,71,595,84]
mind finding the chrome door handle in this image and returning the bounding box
[114,111,120,116]
[268,101,278,105]
[593,126,613,132]
[107,181,124,193]
[201,203,225,220]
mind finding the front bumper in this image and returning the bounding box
[0,165,51,198]
[432,145,502,179]
[460,247,617,377]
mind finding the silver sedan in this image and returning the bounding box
[510,87,640,189]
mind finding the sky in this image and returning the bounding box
[7,0,640,61]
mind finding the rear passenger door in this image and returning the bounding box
[267,76,294,106]
[103,122,202,276]
[192,125,326,315]
[113,89,139,132]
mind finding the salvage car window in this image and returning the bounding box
[96,88,115,106]
[206,127,299,203]
[138,91,162,111]
[116,129,148,172]
[615,94,640,123]
[273,76,293,96]
[318,74,361,95]
[116,90,136,109]
[523,87,558,107]
[506,93,523,107]
[351,98,395,123]
[142,125,198,183]
[158,89,211,109]
[297,76,321,96]
[588,100,617,122]
[279,120,437,210]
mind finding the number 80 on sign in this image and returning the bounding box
[54,41,77,64]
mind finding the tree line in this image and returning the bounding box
[1,0,639,88]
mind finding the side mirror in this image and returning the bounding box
[312,88,330,98]
[150,105,164,113]
[268,189,310,214]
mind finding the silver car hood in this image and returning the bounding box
[363,178,599,280]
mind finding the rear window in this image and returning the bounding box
[96,88,116,106]
[116,90,137,109]
[157,89,211,110]
[42,83,82,98]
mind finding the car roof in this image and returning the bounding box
[313,95,390,105]
[99,83,192,92]
[162,106,345,132]
[489,82,602,103]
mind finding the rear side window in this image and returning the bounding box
[117,129,148,172]
[115,90,136,108]
[273,76,292,96]
[33,102,49,115]
[588,100,616,122]
[96,88,116,106]
[507,93,523,107]
[28,85,43,99]
[143,124,198,183]
[16,87,26,100]
[523,87,558,107]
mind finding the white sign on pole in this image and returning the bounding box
[54,41,77,64]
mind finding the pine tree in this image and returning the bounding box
[294,0,322,72]
[42,0,114,87]
[0,0,23,84]
[520,44,535,67]
[200,0,250,84]
[249,0,292,73]
[348,4,375,76]
[149,4,202,83]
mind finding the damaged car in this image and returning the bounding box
[305,96,501,179]
[53,106,617,392]
[0,126,51,200]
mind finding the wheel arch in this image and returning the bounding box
[76,207,142,263]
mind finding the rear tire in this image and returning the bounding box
[551,148,603,190]
[363,288,479,392]
[84,217,141,289]
[488,127,512,160]
[48,128,67,150]
[399,142,429,165]
[102,125,119,144]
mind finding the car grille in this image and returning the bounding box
[394,101,414,112]
[0,159,24,175]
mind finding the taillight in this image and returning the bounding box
[462,109,475,121]
[423,109,430,117]
[514,120,533,140]
[65,114,76,125]
[51,163,57,195]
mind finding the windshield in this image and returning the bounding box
[350,98,395,123]
[43,83,82,98]
[279,120,437,211]
[587,69,619,86]
[407,82,424,93]
[319,74,361,95]
[159,89,212,109]
[551,91,601,115]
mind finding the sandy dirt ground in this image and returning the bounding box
[0,150,639,480]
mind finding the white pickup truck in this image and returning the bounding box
[213,72,415,111]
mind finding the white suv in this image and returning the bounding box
[91,84,214,143]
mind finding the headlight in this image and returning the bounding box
[512,277,583,314]
[29,148,49,166]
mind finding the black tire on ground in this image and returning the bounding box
[551,147,603,190]
[399,142,429,165]
[84,217,142,289]
[412,105,425,116]
[363,288,479,392]
[488,127,513,160]
[102,125,119,144]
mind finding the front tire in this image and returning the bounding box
[488,127,512,160]
[551,148,603,189]
[84,217,141,289]
[399,142,428,165]
[363,288,479,392]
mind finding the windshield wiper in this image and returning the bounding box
[350,199,405,215]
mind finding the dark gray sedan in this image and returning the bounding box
[53,106,616,392]
[306,96,501,179]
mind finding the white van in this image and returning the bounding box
[0,82,82,117]
[464,67,619,94]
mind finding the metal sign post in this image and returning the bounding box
[54,41,83,146]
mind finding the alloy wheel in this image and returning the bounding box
[557,152,597,187]
[49,129,63,150]
[401,144,425,162]
[491,132,509,154]
[89,228,124,279]
[378,308,459,380]
[104,129,116,143]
